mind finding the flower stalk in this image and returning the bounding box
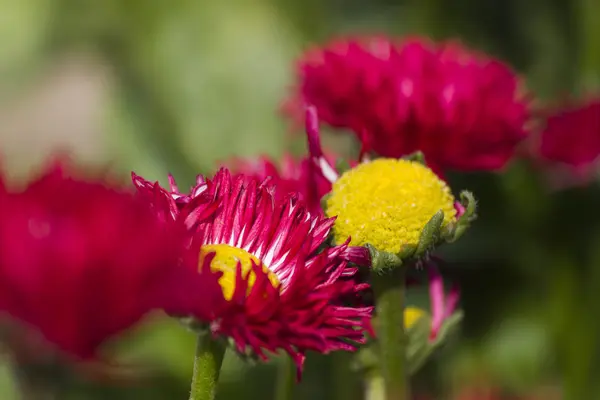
[274,356,296,400]
[364,373,386,400]
[371,267,409,400]
[189,334,226,400]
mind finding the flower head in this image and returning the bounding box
[285,36,530,172]
[537,97,600,177]
[226,153,333,215]
[327,158,456,254]
[304,106,476,267]
[132,168,372,376]
[0,162,185,361]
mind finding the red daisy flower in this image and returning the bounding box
[284,36,531,173]
[132,168,372,376]
[226,153,333,215]
[537,97,600,180]
[0,162,189,361]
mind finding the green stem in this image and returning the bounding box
[274,356,295,400]
[364,373,386,400]
[330,351,361,400]
[371,269,409,400]
[189,335,226,400]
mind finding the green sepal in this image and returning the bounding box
[398,244,417,259]
[366,209,446,272]
[458,190,477,221]
[367,243,403,273]
[445,191,477,243]
[403,151,426,165]
[414,210,444,256]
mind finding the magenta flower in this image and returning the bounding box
[0,162,187,361]
[285,36,531,173]
[536,97,600,185]
[226,153,333,216]
[132,168,373,377]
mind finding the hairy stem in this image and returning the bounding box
[371,268,409,400]
[189,335,226,400]
[275,355,295,400]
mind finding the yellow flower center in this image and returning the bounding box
[326,158,456,254]
[199,244,280,301]
[404,307,425,329]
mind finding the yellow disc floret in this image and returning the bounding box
[326,158,456,254]
[199,244,280,301]
[404,307,426,329]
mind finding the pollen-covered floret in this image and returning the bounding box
[326,158,456,254]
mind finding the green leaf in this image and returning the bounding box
[409,311,464,375]
[433,311,464,346]
[407,314,434,375]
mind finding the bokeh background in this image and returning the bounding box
[0,0,599,398]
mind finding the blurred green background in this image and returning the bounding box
[0,0,598,398]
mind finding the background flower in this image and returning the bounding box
[0,163,187,361]
[536,97,600,178]
[226,154,333,215]
[286,37,531,173]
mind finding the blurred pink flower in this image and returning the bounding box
[284,36,531,173]
[536,97,600,184]
[427,263,460,340]
[0,162,186,361]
